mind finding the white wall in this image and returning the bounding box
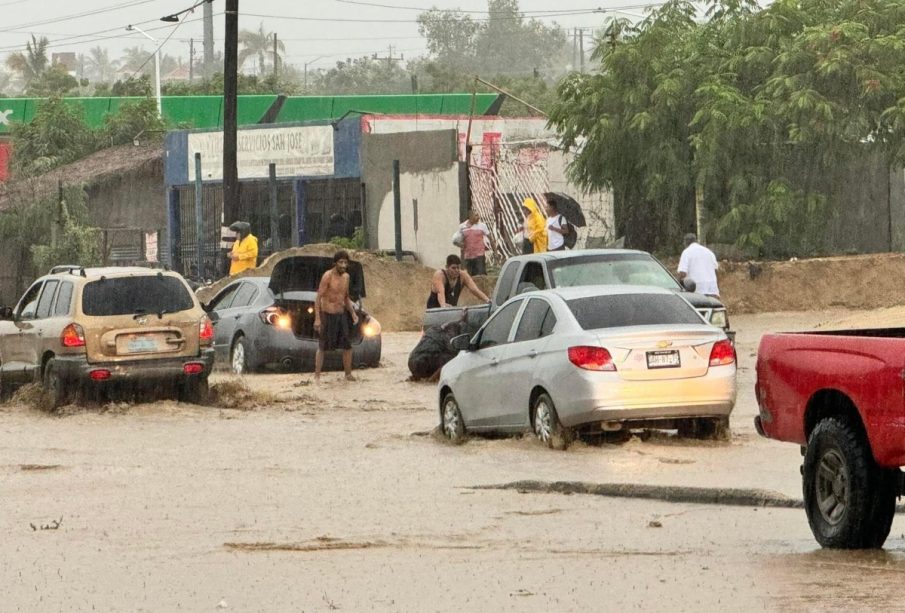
[375,165,461,270]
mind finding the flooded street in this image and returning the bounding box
[2,310,904,611]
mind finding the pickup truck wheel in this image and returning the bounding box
[441,392,466,444]
[864,468,898,548]
[42,358,68,409]
[803,418,893,548]
[533,393,573,451]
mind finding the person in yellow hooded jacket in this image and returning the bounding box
[228,221,259,275]
[520,197,548,254]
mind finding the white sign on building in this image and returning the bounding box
[187,125,335,181]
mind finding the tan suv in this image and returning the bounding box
[0,265,215,407]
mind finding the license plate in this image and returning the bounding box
[646,350,680,369]
[121,335,160,353]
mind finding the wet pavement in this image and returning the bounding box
[1,309,903,611]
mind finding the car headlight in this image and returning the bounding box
[709,309,728,329]
[362,316,381,338]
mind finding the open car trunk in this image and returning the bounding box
[269,256,367,341]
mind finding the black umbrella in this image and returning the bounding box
[544,192,587,227]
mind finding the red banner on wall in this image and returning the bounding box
[0,142,10,182]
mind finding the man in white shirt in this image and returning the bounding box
[544,199,570,251]
[677,233,720,297]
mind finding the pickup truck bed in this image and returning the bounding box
[756,328,905,549]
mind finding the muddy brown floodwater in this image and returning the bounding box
[2,309,904,611]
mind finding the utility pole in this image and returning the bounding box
[203,0,214,79]
[373,46,403,69]
[573,28,578,69]
[224,0,239,222]
[189,38,194,83]
[579,29,585,73]
[273,33,278,80]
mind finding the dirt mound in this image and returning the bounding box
[198,244,452,332]
[197,246,905,331]
[718,252,905,315]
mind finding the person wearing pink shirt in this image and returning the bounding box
[459,209,496,276]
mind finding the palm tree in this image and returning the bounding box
[85,46,118,83]
[119,46,151,74]
[5,35,49,86]
[238,23,284,75]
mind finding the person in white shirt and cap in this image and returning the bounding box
[677,233,720,298]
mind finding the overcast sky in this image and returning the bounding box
[0,0,656,75]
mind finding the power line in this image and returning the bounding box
[332,0,610,14]
[0,0,160,34]
[241,9,608,24]
[127,14,193,80]
[0,13,219,54]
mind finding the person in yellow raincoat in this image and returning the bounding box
[520,198,548,253]
[228,221,258,275]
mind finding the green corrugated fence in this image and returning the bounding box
[0,93,501,135]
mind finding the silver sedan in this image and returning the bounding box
[437,286,737,449]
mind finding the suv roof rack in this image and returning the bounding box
[49,265,87,277]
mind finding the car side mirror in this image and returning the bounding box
[681,278,696,292]
[0,306,12,321]
[450,334,471,352]
[207,310,220,323]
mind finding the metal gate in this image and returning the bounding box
[468,145,551,260]
[171,177,363,280]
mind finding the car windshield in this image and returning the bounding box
[549,254,680,290]
[567,294,703,330]
[82,276,195,316]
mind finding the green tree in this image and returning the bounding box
[5,35,49,87]
[0,185,100,289]
[30,187,102,275]
[119,46,151,74]
[26,64,79,97]
[10,96,96,176]
[239,23,284,76]
[549,0,905,256]
[85,46,118,83]
[418,0,567,78]
[99,97,165,147]
[312,56,411,95]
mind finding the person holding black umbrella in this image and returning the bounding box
[545,197,572,251]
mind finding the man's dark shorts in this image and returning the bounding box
[464,256,486,276]
[319,312,352,351]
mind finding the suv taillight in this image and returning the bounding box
[199,316,214,344]
[709,339,736,366]
[568,346,616,371]
[61,323,86,348]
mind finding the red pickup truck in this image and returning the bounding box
[755,329,905,549]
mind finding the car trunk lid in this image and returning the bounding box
[591,326,724,380]
[268,256,366,300]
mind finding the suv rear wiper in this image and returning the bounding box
[132,309,148,320]
[156,309,169,320]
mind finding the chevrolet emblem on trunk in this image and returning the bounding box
[657,340,672,348]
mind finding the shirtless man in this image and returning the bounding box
[314,250,359,381]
